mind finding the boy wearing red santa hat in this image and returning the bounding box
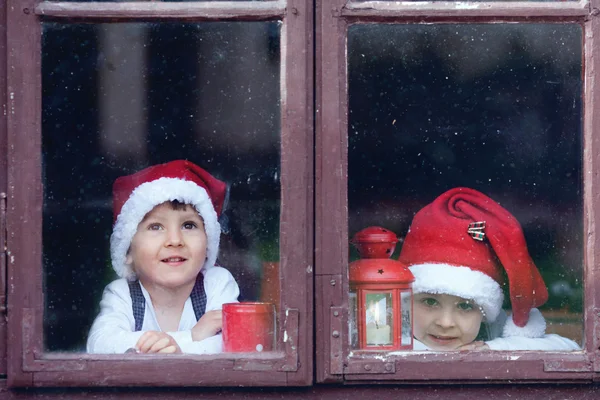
[87,160,240,354]
[399,187,579,351]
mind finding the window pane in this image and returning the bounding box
[42,21,281,352]
[348,24,583,351]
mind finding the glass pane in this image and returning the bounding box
[42,21,281,352]
[349,24,583,351]
[349,290,359,348]
[365,292,393,346]
[400,290,412,346]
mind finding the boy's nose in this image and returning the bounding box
[165,229,184,247]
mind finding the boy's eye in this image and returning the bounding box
[182,221,197,230]
[148,223,163,231]
[421,297,438,307]
[457,302,474,311]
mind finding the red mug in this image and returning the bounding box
[222,302,275,352]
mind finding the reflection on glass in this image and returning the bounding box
[349,291,358,348]
[42,21,281,351]
[365,292,393,346]
[400,290,412,346]
[348,24,583,349]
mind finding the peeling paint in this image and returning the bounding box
[283,330,288,343]
[360,0,481,7]
[9,92,15,114]
[388,350,431,356]
[455,2,481,9]
[371,354,388,362]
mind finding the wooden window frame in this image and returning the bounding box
[5,0,313,388]
[316,0,600,383]
[0,0,7,378]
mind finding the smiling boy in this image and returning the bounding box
[87,160,240,354]
[400,187,580,351]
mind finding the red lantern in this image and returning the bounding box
[349,227,414,350]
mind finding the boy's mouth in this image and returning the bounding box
[161,256,187,263]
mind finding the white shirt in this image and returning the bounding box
[87,266,240,354]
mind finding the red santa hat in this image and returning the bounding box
[398,187,549,338]
[110,159,227,280]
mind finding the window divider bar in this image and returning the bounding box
[35,1,286,20]
[0,193,6,313]
[0,0,6,317]
[341,0,590,20]
[584,0,600,371]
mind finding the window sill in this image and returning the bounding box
[340,351,594,382]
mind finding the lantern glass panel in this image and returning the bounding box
[400,290,412,346]
[365,292,393,346]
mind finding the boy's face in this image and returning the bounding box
[126,202,207,291]
[413,292,484,350]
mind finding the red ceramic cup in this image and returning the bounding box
[222,302,275,352]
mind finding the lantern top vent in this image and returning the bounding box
[351,226,399,259]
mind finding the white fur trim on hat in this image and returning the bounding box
[502,308,546,338]
[409,263,504,323]
[110,177,220,280]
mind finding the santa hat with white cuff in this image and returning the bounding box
[398,187,549,338]
[110,159,227,280]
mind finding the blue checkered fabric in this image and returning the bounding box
[128,273,207,331]
[127,281,146,331]
[190,273,207,321]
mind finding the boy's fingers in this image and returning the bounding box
[147,337,170,353]
[457,341,488,351]
[158,345,178,354]
[138,333,162,353]
[135,332,154,352]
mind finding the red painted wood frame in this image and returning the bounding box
[316,0,600,384]
[5,0,313,388]
[0,0,8,377]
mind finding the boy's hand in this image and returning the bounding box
[457,341,490,351]
[191,310,223,342]
[135,331,182,354]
